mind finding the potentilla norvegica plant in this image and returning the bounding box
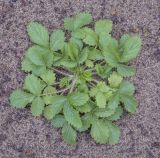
[9,12,142,145]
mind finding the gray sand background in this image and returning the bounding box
[0,0,160,158]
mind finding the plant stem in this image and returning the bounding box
[69,78,77,93]
[53,68,73,77]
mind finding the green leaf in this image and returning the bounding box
[24,74,45,95]
[62,123,77,144]
[27,22,49,47]
[120,95,138,113]
[107,121,120,145]
[108,94,119,109]
[119,34,130,49]
[117,64,136,77]
[97,82,111,93]
[69,93,89,106]
[119,81,135,96]
[9,90,34,108]
[59,77,70,88]
[31,97,45,116]
[40,70,55,85]
[100,36,119,66]
[90,119,109,144]
[94,107,115,118]
[50,30,65,51]
[82,27,98,46]
[107,106,123,121]
[76,103,92,113]
[96,92,106,108]
[70,37,83,50]
[95,19,112,35]
[108,72,123,88]
[63,102,82,128]
[64,12,92,31]
[120,35,142,62]
[51,115,66,128]
[79,50,88,64]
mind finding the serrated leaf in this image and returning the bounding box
[24,74,45,95]
[120,35,142,62]
[96,92,106,108]
[119,34,130,49]
[51,115,66,128]
[63,102,82,128]
[107,106,123,121]
[94,107,115,117]
[108,72,123,88]
[59,77,70,88]
[95,19,112,35]
[64,12,92,31]
[79,50,88,64]
[108,94,119,109]
[70,37,83,50]
[85,60,94,68]
[50,30,65,51]
[107,121,120,145]
[40,70,55,85]
[76,103,92,113]
[90,119,109,144]
[119,81,135,96]
[9,90,34,108]
[117,64,136,77]
[62,123,77,144]
[27,22,49,47]
[97,82,111,93]
[31,97,44,116]
[82,27,98,46]
[69,93,89,106]
[120,95,138,113]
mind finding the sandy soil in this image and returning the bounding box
[0,0,160,158]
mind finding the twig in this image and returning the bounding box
[53,68,73,77]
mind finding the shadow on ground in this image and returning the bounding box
[0,0,160,158]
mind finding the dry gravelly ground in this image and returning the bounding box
[0,0,160,158]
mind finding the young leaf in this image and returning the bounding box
[63,102,82,128]
[27,22,49,47]
[24,74,45,95]
[50,30,65,51]
[90,119,109,144]
[51,115,66,128]
[117,64,136,77]
[120,95,138,113]
[120,35,142,62]
[40,70,55,85]
[31,97,45,116]
[9,90,34,108]
[69,93,89,106]
[96,92,106,108]
[64,12,92,31]
[62,123,77,144]
[108,72,123,88]
[95,19,112,35]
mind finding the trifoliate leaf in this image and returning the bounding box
[82,27,98,46]
[40,70,55,85]
[95,19,112,35]
[120,35,142,62]
[94,107,115,118]
[120,95,138,113]
[31,97,45,116]
[64,12,92,31]
[69,92,89,106]
[50,30,65,51]
[90,119,109,144]
[107,121,120,145]
[119,81,135,96]
[107,106,123,121]
[108,72,123,88]
[63,102,82,128]
[108,94,119,109]
[96,92,106,108]
[117,64,136,77]
[51,115,66,128]
[27,22,49,47]
[9,90,34,108]
[24,74,45,95]
[62,123,77,144]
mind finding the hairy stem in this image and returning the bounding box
[53,68,73,77]
[69,78,77,93]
